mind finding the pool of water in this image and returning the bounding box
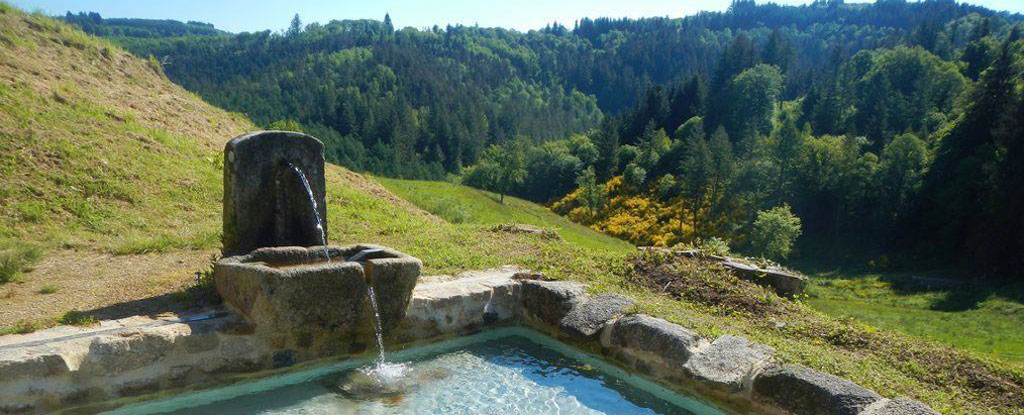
[101,328,726,415]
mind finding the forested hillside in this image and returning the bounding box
[66,0,1024,275]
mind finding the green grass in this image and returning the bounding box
[0,80,227,253]
[375,178,634,254]
[0,243,41,284]
[58,310,98,326]
[0,320,42,335]
[324,171,630,280]
[37,284,58,294]
[0,6,252,257]
[804,268,1024,363]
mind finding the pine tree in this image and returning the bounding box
[383,13,394,35]
[682,134,712,236]
[287,14,302,36]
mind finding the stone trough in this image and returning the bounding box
[214,244,421,355]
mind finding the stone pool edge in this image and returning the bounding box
[0,266,939,415]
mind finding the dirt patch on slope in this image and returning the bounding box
[0,249,215,328]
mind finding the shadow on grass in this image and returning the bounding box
[73,286,221,323]
[794,260,1024,312]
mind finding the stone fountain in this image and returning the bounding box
[214,131,421,356]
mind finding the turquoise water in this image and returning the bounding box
[104,328,726,415]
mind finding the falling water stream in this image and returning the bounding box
[362,286,408,384]
[291,164,405,384]
[290,164,330,262]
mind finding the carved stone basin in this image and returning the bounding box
[213,244,421,350]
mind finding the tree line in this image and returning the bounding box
[65,0,1024,276]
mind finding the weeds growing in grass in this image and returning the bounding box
[0,243,41,284]
[0,320,41,335]
[173,254,221,307]
[58,310,97,326]
[37,284,58,294]
[111,230,220,255]
[424,197,472,223]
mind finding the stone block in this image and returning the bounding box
[607,314,706,365]
[0,351,69,382]
[79,330,176,376]
[214,244,420,338]
[560,294,634,337]
[403,268,521,339]
[0,402,33,414]
[520,280,586,326]
[363,247,423,331]
[682,334,774,392]
[753,363,881,415]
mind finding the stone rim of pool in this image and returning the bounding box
[93,327,727,415]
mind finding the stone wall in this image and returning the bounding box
[0,313,273,414]
[0,266,939,415]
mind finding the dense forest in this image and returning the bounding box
[66,0,1024,276]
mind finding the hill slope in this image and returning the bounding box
[0,4,253,325]
[0,5,252,250]
[376,177,632,253]
[0,4,627,329]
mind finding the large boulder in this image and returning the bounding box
[753,363,881,415]
[719,258,807,297]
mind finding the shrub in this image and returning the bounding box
[623,163,647,189]
[750,204,802,260]
[266,119,304,132]
[695,237,732,257]
[1,320,42,335]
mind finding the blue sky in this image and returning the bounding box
[10,0,1024,33]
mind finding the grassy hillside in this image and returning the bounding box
[0,3,253,326]
[0,4,252,252]
[376,178,633,253]
[0,4,628,329]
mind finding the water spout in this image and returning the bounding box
[289,163,330,262]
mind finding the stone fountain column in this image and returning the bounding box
[215,130,421,358]
[222,131,327,257]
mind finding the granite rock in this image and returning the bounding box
[753,363,881,415]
